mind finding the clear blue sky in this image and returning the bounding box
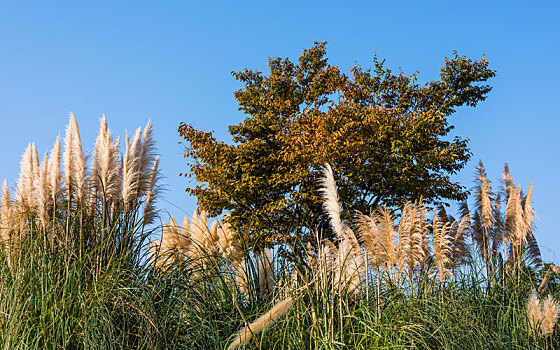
[0,1,558,261]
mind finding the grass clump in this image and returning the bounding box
[0,115,559,349]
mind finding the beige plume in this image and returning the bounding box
[0,181,12,246]
[227,297,293,350]
[122,127,142,204]
[16,143,37,210]
[47,136,62,206]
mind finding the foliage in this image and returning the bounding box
[179,42,496,246]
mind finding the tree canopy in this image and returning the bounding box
[179,42,495,248]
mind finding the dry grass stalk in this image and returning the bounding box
[227,297,293,350]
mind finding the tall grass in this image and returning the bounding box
[0,115,559,349]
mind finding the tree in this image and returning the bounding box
[179,42,495,248]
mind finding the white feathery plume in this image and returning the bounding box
[31,142,39,179]
[450,214,471,265]
[356,212,381,266]
[522,182,534,245]
[1,181,12,245]
[92,115,121,203]
[34,151,50,231]
[63,117,75,194]
[91,118,104,195]
[320,164,364,293]
[217,215,237,259]
[138,120,157,194]
[432,212,452,280]
[377,207,397,267]
[319,165,361,251]
[417,201,431,261]
[178,216,191,254]
[47,136,62,205]
[16,143,37,210]
[122,128,142,204]
[513,186,525,246]
[477,164,494,234]
[407,203,426,271]
[152,217,184,270]
[71,113,87,199]
[143,155,160,226]
[338,237,364,296]
[167,216,182,250]
[320,164,345,240]
[527,290,560,337]
[396,202,413,271]
[473,162,494,262]
[541,294,560,337]
[187,209,207,261]
[208,219,220,253]
[63,113,87,200]
[113,151,123,203]
[504,185,518,244]
[200,209,207,227]
[501,163,515,200]
[227,297,293,350]
[319,240,338,282]
[527,290,542,335]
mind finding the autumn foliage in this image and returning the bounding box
[179,42,495,247]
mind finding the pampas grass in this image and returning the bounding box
[1,115,557,349]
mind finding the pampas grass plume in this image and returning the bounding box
[541,294,560,336]
[527,290,542,335]
[122,127,142,204]
[16,143,37,209]
[47,136,62,204]
[320,164,344,239]
[0,181,12,244]
[227,297,293,350]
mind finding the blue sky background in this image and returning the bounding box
[0,1,558,261]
